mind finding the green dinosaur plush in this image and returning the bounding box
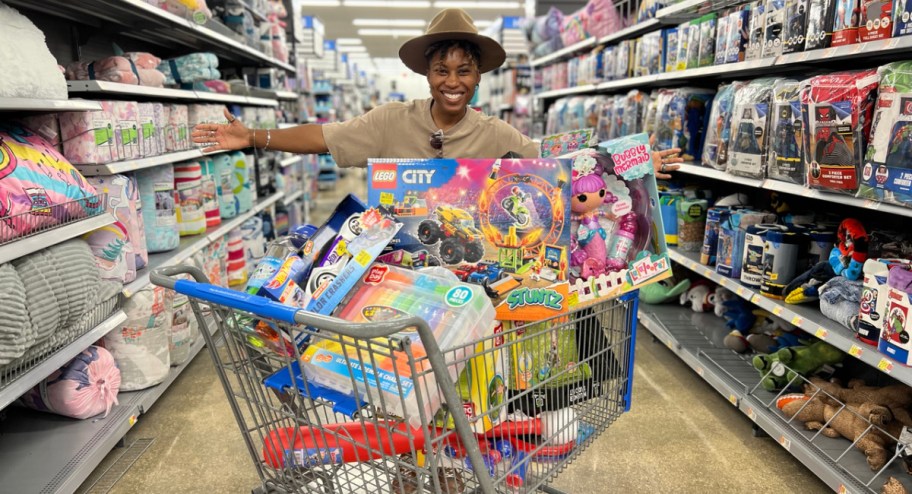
[752,341,845,391]
[639,278,691,305]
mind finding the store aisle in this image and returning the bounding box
[79,171,828,494]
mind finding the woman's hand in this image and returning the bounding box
[650,134,683,179]
[191,108,251,153]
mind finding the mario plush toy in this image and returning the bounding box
[785,218,868,304]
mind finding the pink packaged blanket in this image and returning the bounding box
[65,56,166,87]
[113,101,140,161]
[165,104,190,152]
[86,175,149,280]
[20,345,121,419]
[60,100,120,164]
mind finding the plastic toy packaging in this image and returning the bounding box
[859,0,893,41]
[745,0,766,60]
[664,27,680,72]
[301,265,496,427]
[857,259,911,345]
[686,19,702,68]
[727,7,751,63]
[635,31,663,77]
[763,0,787,57]
[802,69,879,194]
[702,82,743,170]
[643,91,660,135]
[676,198,708,251]
[584,96,604,131]
[727,78,780,179]
[622,90,647,136]
[699,14,718,67]
[609,94,626,140]
[805,0,837,49]
[831,0,861,46]
[878,267,912,364]
[857,61,912,209]
[653,88,715,161]
[715,15,731,65]
[767,79,805,184]
[596,97,616,142]
[782,0,809,53]
[676,23,691,71]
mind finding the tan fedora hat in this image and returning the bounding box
[398,8,506,75]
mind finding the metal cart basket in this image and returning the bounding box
[152,265,639,494]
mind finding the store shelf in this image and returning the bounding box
[5,0,293,72]
[536,84,599,100]
[0,212,114,265]
[777,35,912,66]
[668,247,912,387]
[282,189,304,205]
[122,190,285,297]
[638,303,911,493]
[598,18,662,45]
[530,38,598,68]
[279,155,304,168]
[0,310,126,412]
[659,56,778,81]
[0,97,101,112]
[75,149,205,176]
[273,90,300,101]
[67,80,282,107]
[674,163,912,218]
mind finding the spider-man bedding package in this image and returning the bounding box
[702,81,745,170]
[859,0,893,41]
[782,0,809,53]
[727,78,780,179]
[805,0,837,49]
[802,69,879,193]
[767,79,805,184]
[831,0,861,46]
[653,88,715,161]
[857,61,912,209]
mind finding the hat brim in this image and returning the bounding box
[399,31,506,75]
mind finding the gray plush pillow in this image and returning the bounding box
[37,250,72,330]
[0,264,34,365]
[47,240,103,327]
[12,254,61,344]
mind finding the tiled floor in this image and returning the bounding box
[79,170,830,494]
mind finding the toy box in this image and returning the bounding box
[878,267,912,364]
[763,0,787,57]
[715,15,731,65]
[699,14,718,67]
[859,0,893,41]
[831,0,861,45]
[715,209,778,278]
[664,27,680,72]
[300,265,496,427]
[727,8,751,63]
[745,0,766,60]
[859,259,912,345]
[857,61,912,209]
[540,128,594,158]
[367,158,572,321]
[676,22,692,70]
[569,136,672,305]
[805,0,837,49]
[782,0,809,53]
[893,0,912,36]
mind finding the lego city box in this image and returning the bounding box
[565,135,673,306]
[367,158,572,321]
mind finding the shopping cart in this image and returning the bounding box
[151,265,639,494]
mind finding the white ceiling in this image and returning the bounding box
[295,1,527,72]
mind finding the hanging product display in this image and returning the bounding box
[728,78,780,179]
[767,79,805,184]
[703,82,743,170]
[857,61,912,209]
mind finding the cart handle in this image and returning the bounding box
[150,264,498,494]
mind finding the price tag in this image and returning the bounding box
[129,415,138,427]
[838,485,849,494]
[354,250,373,266]
[667,339,674,350]
[878,358,894,374]
[802,187,815,197]
[379,192,395,206]
[696,367,705,377]
[888,38,902,49]
[736,287,746,296]
[823,47,837,58]
[729,394,738,406]
[747,407,757,421]
[851,43,866,54]
[773,306,784,316]
[849,345,863,358]
[751,295,762,304]
[815,328,829,339]
[779,436,791,451]
[791,316,804,326]
[862,199,882,210]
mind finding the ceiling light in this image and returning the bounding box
[343,0,431,7]
[336,38,363,45]
[298,0,341,6]
[358,28,424,36]
[474,20,494,28]
[353,19,426,27]
[338,45,368,52]
[434,1,520,8]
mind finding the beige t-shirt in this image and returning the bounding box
[321,98,539,168]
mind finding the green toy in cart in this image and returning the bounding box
[300,264,496,427]
[367,158,571,321]
[752,340,844,391]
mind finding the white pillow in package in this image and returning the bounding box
[104,285,173,391]
[0,3,67,100]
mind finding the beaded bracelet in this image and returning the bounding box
[264,129,271,151]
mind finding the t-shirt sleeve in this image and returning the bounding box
[497,121,540,158]
[321,107,386,168]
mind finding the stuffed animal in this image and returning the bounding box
[713,287,737,317]
[639,278,691,304]
[746,311,808,354]
[808,377,912,427]
[679,282,717,312]
[721,299,758,353]
[785,218,868,304]
[883,478,909,494]
[752,341,844,391]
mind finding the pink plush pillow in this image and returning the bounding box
[20,346,121,419]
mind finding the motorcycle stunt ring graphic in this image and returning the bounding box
[477,173,566,249]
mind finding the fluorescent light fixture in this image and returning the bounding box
[358,28,424,36]
[299,0,341,6]
[336,38,363,45]
[353,19,426,27]
[343,0,431,7]
[434,1,521,8]
[474,20,494,28]
[338,45,368,52]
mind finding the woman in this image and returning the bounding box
[192,8,682,178]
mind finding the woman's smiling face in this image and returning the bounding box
[427,47,480,117]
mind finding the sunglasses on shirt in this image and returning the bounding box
[430,130,444,158]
